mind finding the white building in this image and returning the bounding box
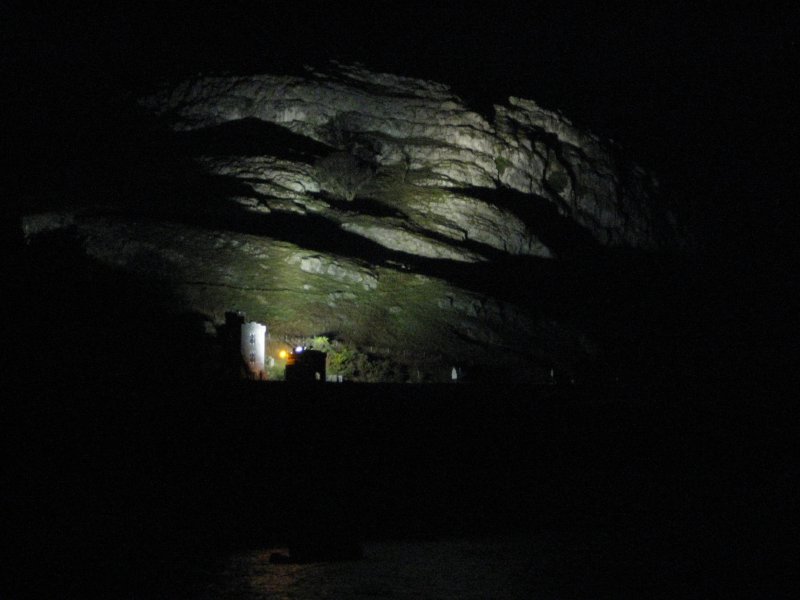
[241,321,268,380]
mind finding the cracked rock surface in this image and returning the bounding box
[19,64,685,381]
[142,63,680,250]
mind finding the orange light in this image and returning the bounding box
[278,350,288,359]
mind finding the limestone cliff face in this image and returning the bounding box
[18,64,684,382]
[141,63,677,251]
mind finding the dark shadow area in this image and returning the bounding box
[324,195,408,219]
[5,229,223,389]
[174,117,332,160]
[3,369,793,598]
[1,230,224,596]
[453,185,601,260]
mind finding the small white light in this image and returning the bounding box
[295,346,304,353]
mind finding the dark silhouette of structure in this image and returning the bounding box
[284,348,326,382]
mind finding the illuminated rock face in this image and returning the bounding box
[141,63,680,250]
[16,64,685,382]
[21,214,586,381]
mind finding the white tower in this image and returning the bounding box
[241,321,267,380]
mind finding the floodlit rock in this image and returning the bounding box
[287,253,378,290]
[403,191,552,257]
[199,155,320,199]
[494,97,664,246]
[21,211,76,240]
[141,62,680,250]
[15,64,688,383]
[339,219,486,262]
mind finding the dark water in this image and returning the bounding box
[198,527,703,599]
[201,539,544,599]
[3,381,793,598]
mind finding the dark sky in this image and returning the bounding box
[6,2,797,256]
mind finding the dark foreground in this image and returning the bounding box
[2,380,793,598]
